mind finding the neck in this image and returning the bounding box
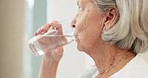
[87,42,136,77]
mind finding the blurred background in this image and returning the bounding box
[0,0,148,78]
[0,0,94,78]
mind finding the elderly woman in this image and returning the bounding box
[35,0,148,78]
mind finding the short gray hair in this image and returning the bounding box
[94,0,148,53]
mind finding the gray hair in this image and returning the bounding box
[94,0,148,53]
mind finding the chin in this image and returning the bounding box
[75,37,87,52]
[77,46,83,52]
[76,43,87,52]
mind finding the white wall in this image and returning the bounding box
[0,0,24,78]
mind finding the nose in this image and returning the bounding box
[71,20,76,28]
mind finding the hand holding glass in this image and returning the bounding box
[28,21,75,56]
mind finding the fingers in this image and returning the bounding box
[50,21,63,35]
[34,23,51,36]
[34,21,63,36]
[44,46,63,62]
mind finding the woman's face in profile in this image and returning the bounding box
[73,0,106,52]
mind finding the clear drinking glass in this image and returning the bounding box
[28,20,75,56]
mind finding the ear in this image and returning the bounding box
[103,8,119,31]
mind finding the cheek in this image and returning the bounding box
[77,31,100,52]
[75,6,104,51]
[76,23,100,50]
[74,23,88,49]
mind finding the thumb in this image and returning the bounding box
[55,47,63,54]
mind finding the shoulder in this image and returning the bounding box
[110,53,148,78]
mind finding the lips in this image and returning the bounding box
[74,32,78,38]
[74,32,78,42]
